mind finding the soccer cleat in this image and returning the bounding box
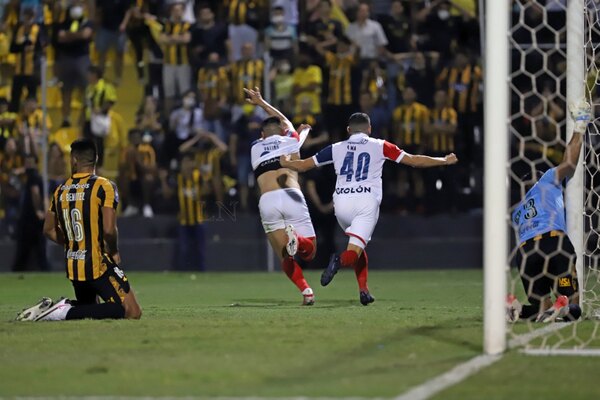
[34,298,73,321]
[536,295,569,323]
[321,254,340,287]
[506,294,522,323]
[15,297,53,321]
[285,225,298,257]
[360,291,375,306]
[302,288,315,306]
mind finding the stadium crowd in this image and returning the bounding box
[0,0,492,269]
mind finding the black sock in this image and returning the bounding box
[520,304,540,320]
[65,303,125,320]
[565,304,582,321]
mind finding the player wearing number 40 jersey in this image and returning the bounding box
[281,113,458,305]
[15,139,142,322]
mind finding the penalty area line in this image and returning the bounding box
[394,322,572,400]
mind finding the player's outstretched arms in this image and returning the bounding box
[400,152,458,168]
[280,155,317,172]
[556,99,592,181]
[244,87,294,131]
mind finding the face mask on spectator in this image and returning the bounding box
[183,97,196,109]
[271,15,285,25]
[70,6,83,19]
[437,9,450,20]
[279,63,291,74]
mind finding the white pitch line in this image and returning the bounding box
[393,354,502,400]
[522,348,600,356]
[393,322,573,400]
[7,397,379,400]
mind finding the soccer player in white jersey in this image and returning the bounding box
[281,113,458,305]
[244,87,317,305]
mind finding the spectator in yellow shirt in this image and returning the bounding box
[82,65,117,167]
[292,53,322,115]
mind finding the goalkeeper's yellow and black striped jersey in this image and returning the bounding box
[50,173,119,282]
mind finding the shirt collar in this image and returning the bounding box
[72,172,92,179]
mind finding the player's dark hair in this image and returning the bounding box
[70,138,97,165]
[262,116,281,129]
[348,112,371,132]
[320,0,332,6]
[0,97,8,106]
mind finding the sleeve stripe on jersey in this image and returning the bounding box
[313,145,333,166]
[383,140,404,164]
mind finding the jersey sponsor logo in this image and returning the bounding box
[335,186,372,195]
[66,249,87,260]
[259,157,279,167]
[59,192,86,202]
[558,277,571,288]
[61,183,90,190]
[113,266,125,279]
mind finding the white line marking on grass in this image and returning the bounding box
[8,397,380,400]
[394,322,573,400]
[522,348,600,356]
[393,354,502,400]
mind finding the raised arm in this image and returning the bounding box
[400,152,458,168]
[243,87,294,132]
[556,99,592,181]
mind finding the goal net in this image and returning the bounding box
[505,0,600,354]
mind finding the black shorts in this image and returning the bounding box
[515,231,578,305]
[71,261,131,305]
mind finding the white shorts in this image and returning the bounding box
[258,188,316,238]
[334,195,380,249]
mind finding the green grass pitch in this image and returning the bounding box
[0,269,599,399]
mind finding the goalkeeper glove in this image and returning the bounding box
[569,99,592,132]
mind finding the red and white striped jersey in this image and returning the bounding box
[312,133,404,202]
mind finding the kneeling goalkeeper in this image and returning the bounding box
[507,100,591,323]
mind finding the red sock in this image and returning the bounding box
[354,250,369,292]
[281,256,309,292]
[297,235,315,261]
[340,250,359,268]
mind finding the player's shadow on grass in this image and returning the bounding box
[227,298,357,308]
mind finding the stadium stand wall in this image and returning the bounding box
[0,214,482,272]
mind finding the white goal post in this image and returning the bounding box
[483,0,509,355]
[484,0,598,356]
